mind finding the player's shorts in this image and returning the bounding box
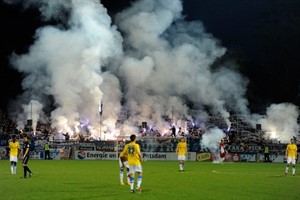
[119,158,129,168]
[287,157,296,165]
[178,155,186,161]
[10,156,18,162]
[128,165,143,174]
[220,153,226,158]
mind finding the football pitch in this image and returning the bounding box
[1,160,299,200]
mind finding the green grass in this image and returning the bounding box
[1,160,300,200]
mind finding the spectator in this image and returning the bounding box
[264,145,270,162]
[63,132,70,141]
[170,125,176,137]
[44,142,50,160]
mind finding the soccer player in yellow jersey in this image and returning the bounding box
[176,137,187,172]
[121,134,143,193]
[119,150,130,186]
[285,138,298,176]
[9,135,20,174]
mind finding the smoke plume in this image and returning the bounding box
[5,0,299,142]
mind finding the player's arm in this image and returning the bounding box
[23,145,29,159]
[137,145,142,162]
[120,145,128,159]
[138,152,143,162]
[18,143,21,157]
[119,151,126,162]
[19,146,23,158]
[185,143,188,156]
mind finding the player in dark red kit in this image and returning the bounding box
[219,139,226,163]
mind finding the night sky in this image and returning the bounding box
[1,0,300,114]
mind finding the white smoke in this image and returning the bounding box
[6,0,298,142]
[10,0,123,139]
[257,103,299,143]
[201,127,226,162]
[114,0,250,130]
[16,100,43,133]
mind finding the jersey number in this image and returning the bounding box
[128,146,135,156]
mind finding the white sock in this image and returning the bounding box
[126,169,130,183]
[292,167,295,175]
[130,177,134,190]
[120,169,124,183]
[137,175,142,188]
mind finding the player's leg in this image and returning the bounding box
[292,158,296,176]
[220,153,225,163]
[119,158,125,185]
[119,167,125,185]
[128,166,135,192]
[264,154,267,162]
[179,160,182,171]
[285,158,291,175]
[292,164,296,176]
[126,167,130,185]
[13,161,17,174]
[129,174,135,192]
[136,165,143,192]
[21,163,27,178]
[136,172,143,192]
[10,161,14,174]
[180,160,184,171]
[285,163,289,175]
[21,156,32,178]
[123,161,130,185]
[25,163,32,177]
[178,155,182,171]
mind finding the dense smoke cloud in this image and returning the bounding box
[258,103,299,143]
[115,0,246,131]
[201,127,225,162]
[6,0,299,141]
[9,0,123,139]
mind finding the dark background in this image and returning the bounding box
[1,0,300,113]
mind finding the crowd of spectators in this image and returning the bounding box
[0,109,295,146]
[0,110,17,141]
[0,109,97,143]
[0,109,262,143]
[0,110,16,134]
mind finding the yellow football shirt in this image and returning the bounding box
[119,151,128,161]
[177,141,187,156]
[122,142,141,166]
[9,141,20,156]
[286,143,297,158]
